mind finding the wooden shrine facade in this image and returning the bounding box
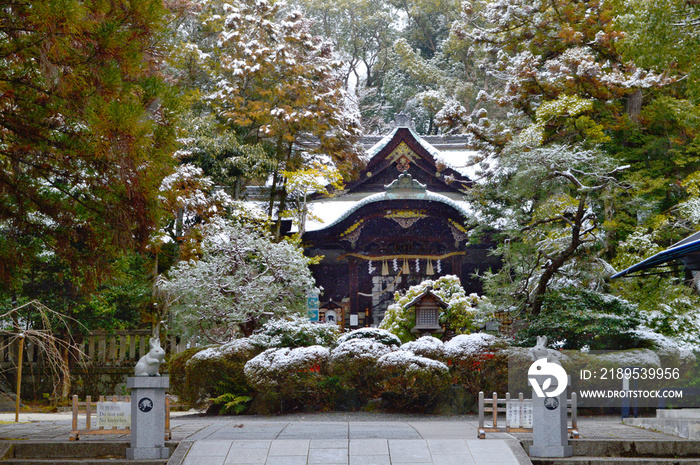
[302,120,500,328]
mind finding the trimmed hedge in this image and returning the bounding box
[172,331,513,414]
[169,338,262,407]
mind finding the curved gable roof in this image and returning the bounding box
[303,173,473,234]
[347,126,472,195]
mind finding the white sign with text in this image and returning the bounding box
[96,402,131,428]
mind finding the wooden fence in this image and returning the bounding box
[0,330,197,369]
[0,330,200,399]
[82,330,196,365]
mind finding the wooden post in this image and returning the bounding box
[86,395,92,430]
[14,334,24,423]
[72,395,78,433]
[165,397,171,439]
[492,392,498,429]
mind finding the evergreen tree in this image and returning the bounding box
[0,0,178,314]
[172,0,363,233]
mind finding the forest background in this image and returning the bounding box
[3,0,700,400]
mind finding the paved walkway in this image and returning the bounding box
[173,417,525,465]
[0,411,682,465]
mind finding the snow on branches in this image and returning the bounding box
[157,220,316,343]
[198,0,363,164]
[460,0,675,152]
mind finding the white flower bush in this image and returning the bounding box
[401,336,445,360]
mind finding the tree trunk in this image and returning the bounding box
[268,170,279,219]
[530,199,586,315]
[625,89,642,121]
[57,345,71,403]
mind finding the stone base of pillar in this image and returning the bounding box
[126,446,170,460]
[529,444,573,458]
[127,376,170,461]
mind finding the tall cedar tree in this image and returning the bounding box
[0,1,178,295]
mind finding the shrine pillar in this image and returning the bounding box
[348,257,359,327]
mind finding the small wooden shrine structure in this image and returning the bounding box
[302,115,500,328]
[404,286,448,335]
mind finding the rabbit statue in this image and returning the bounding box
[530,335,551,362]
[134,337,166,377]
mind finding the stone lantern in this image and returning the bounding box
[405,286,447,336]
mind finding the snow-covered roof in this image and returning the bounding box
[404,287,448,309]
[364,127,480,179]
[364,128,397,160]
[300,127,483,233]
[303,187,473,232]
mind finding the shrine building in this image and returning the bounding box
[301,116,500,328]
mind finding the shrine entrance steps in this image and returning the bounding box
[522,439,700,465]
[0,441,178,465]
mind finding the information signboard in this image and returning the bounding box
[97,402,131,428]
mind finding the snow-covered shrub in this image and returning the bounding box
[336,327,401,348]
[375,350,450,411]
[329,338,395,399]
[379,275,486,342]
[250,315,339,349]
[634,327,698,370]
[505,345,570,396]
[168,347,206,404]
[445,333,498,360]
[244,346,332,410]
[401,336,445,361]
[515,287,641,350]
[169,338,262,406]
[446,333,508,399]
[158,219,316,343]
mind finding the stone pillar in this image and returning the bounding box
[126,376,169,460]
[529,381,572,458]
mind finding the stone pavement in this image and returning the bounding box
[172,416,527,465]
[0,411,682,465]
